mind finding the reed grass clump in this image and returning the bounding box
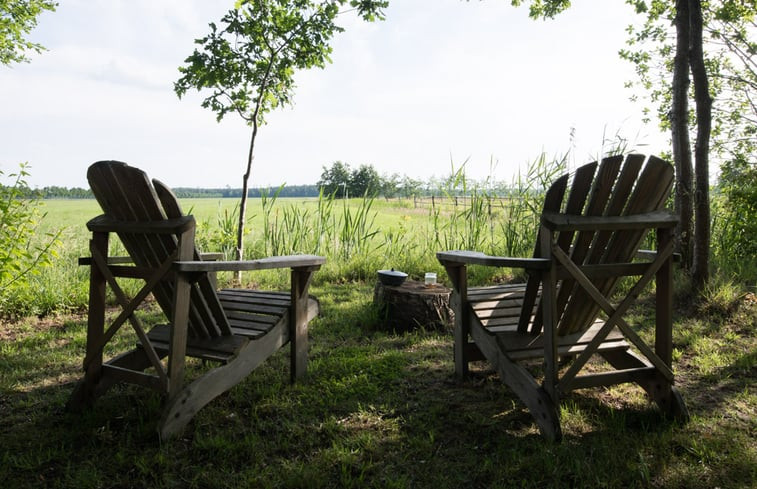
[232,153,569,289]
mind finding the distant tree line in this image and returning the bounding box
[315,160,551,200]
[11,161,544,201]
[171,184,321,199]
[35,186,93,199]
[14,184,321,199]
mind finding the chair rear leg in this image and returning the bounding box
[290,268,315,382]
[650,382,690,421]
[66,366,102,412]
[67,347,156,412]
[600,349,689,421]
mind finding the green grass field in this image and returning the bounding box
[36,196,435,259]
[0,196,754,488]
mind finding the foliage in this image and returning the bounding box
[621,0,757,167]
[349,164,382,197]
[318,161,383,198]
[0,0,56,65]
[715,155,757,258]
[253,187,379,262]
[499,152,567,255]
[509,0,570,19]
[174,0,388,266]
[318,160,352,197]
[0,163,60,311]
[619,0,757,286]
[196,201,242,259]
[175,0,387,127]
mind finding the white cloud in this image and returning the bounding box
[0,0,667,189]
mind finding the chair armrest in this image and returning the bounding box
[87,214,195,234]
[78,256,134,266]
[199,252,224,261]
[174,254,326,273]
[542,209,678,231]
[437,250,550,270]
[636,249,682,262]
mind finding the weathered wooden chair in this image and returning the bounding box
[67,161,325,439]
[437,154,689,441]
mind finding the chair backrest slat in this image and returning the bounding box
[517,173,569,333]
[531,154,674,336]
[531,162,600,333]
[87,161,231,339]
[88,163,180,328]
[562,155,673,335]
[154,179,231,336]
[553,156,624,331]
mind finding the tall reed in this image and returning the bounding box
[498,152,567,257]
[338,193,379,260]
[196,202,240,258]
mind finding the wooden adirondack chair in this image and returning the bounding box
[437,154,689,441]
[67,161,325,439]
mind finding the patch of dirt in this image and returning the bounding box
[0,295,164,343]
[0,312,86,342]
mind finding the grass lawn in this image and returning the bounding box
[1,277,755,488]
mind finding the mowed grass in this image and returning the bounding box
[0,197,754,488]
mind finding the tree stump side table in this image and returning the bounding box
[373,280,454,333]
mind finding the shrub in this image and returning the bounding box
[716,155,757,259]
[0,163,61,314]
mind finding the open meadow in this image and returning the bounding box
[1,192,755,488]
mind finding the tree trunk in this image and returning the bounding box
[236,120,258,282]
[671,0,694,269]
[689,0,712,288]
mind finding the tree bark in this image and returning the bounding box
[689,0,711,287]
[373,280,453,332]
[235,51,275,282]
[671,0,694,269]
[235,119,258,282]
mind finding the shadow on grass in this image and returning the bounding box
[1,283,755,488]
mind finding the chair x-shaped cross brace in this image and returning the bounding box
[83,241,175,390]
[550,240,675,395]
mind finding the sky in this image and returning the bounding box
[1,0,668,190]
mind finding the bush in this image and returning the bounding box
[0,163,61,314]
[715,155,757,258]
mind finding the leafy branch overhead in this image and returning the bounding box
[174,0,387,267]
[174,0,388,127]
[0,0,57,66]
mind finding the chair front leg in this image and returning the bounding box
[67,232,109,410]
[290,266,316,382]
[540,225,559,404]
[443,263,471,380]
[167,227,195,401]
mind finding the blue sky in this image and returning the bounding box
[1,0,667,189]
